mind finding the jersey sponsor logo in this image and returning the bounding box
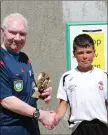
[68,84,77,92]
[14,80,23,92]
[98,81,104,90]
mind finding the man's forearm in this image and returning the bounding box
[0,95,55,125]
[1,96,35,118]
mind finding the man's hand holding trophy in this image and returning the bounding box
[32,72,51,100]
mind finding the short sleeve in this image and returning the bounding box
[57,74,68,101]
[0,59,12,98]
[104,72,108,101]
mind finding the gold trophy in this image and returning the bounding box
[32,72,51,98]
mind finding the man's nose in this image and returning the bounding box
[14,33,21,41]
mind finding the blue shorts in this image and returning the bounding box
[0,120,40,135]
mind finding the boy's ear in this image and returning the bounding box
[94,49,96,57]
[94,49,96,54]
[73,51,75,58]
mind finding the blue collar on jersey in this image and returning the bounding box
[1,47,19,61]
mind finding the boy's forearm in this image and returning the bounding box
[56,100,68,119]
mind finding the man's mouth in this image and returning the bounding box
[13,43,21,46]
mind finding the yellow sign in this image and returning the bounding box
[84,32,105,70]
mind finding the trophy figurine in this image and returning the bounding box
[32,72,51,98]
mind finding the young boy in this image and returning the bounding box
[54,34,108,135]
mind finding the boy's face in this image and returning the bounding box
[73,46,95,69]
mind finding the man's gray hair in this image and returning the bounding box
[1,13,28,31]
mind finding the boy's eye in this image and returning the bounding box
[87,51,92,54]
[77,51,93,55]
[77,52,84,55]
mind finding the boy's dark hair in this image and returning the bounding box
[73,34,94,52]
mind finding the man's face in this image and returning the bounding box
[74,46,95,69]
[2,16,27,53]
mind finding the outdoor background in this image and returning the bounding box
[1,1,107,134]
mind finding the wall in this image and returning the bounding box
[1,1,107,134]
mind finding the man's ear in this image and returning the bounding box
[1,27,4,32]
[1,27,4,43]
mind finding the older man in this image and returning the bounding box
[0,13,56,135]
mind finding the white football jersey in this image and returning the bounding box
[57,67,108,133]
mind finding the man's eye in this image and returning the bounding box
[20,33,26,36]
[9,31,17,35]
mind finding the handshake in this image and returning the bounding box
[39,110,61,130]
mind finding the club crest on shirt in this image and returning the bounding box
[14,80,23,92]
[98,81,104,90]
